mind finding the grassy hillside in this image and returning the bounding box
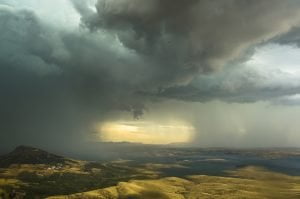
[0,162,159,198]
[48,166,300,199]
[1,146,300,198]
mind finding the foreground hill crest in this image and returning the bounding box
[47,167,300,199]
[0,145,68,168]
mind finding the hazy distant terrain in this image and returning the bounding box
[0,146,300,198]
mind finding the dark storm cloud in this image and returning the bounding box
[276,26,300,47]
[1,0,300,151]
[0,5,147,150]
[273,95,300,106]
[156,66,300,103]
[78,0,300,87]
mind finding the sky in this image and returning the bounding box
[1,0,300,153]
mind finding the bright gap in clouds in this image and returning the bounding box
[246,43,300,102]
[0,0,81,28]
[97,121,195,145]
[247,44,300,74]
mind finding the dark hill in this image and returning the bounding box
[0,145,68,168]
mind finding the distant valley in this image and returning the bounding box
[0,146,300,198]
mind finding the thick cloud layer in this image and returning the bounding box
[80,0,300,86]
[1,1,300,151]
[159,61,300,103]
[0,5,147,150]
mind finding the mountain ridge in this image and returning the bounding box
[0,145,70,168]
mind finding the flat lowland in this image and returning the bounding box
[48,166,300,199]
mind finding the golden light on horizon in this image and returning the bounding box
[97,121,195,145]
